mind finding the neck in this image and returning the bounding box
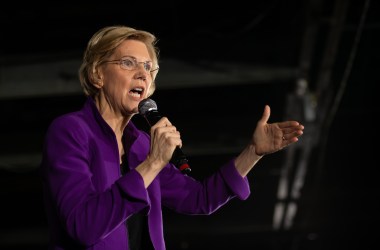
[94,95,132,135]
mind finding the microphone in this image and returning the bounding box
[138,98,191,174]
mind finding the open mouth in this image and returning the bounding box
[129,87,144,98]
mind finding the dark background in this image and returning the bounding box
[0,0,378,249]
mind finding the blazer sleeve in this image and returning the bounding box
[160,158,251,215]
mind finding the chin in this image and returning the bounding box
[131,107,139,114]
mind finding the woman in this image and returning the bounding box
[40,25,304,250]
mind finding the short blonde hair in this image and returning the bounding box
[79,25,159,97]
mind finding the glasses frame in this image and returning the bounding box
[103,56,159,73]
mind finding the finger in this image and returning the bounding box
[164,132,182,147]
[259,105,270,124]
[282,126,304,135]
[282,130,303,141]
[277,121,301,129]
[281,134,299,144]
[152,117,172,128]
[151,117,174,135]
[159,125,178,135]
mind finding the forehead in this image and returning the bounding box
[113,39,151,61]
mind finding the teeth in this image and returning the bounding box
[130,87,143,98]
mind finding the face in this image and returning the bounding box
[96,39,153,116]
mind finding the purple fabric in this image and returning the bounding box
[41,97,251,250]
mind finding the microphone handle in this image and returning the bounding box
[144,110,162,127]
[171,147,191,174]
[143,110,191,174]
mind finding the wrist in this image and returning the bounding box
[234,144,263,177]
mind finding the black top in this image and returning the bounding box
[121,155,154,250]
[127,212,153,250]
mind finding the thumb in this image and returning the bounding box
[259,105,270,124]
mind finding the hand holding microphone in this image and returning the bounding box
[138,98,191,174]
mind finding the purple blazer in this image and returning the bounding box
[41,97,250,250]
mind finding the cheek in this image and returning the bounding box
[146,81,154,97]
[106,74,131,91]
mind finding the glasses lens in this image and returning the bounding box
[120,57,135,70]
[119,57,153,72]
[144,62,153,72]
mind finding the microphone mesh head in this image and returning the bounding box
[138,98,158,115]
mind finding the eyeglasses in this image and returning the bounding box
[103,56,159,73]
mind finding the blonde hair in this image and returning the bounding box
[78,25,159,97]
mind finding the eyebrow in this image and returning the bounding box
[121,55,152,63]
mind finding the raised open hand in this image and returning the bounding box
[253,105,304,156]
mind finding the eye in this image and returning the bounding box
[144,62,153,71]
[121,57,135,69]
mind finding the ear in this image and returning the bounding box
[90,67,103,89]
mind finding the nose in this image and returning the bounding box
[135,70,147,81]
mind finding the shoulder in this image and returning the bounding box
[48,111,87,133]
[45,110,93,145]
